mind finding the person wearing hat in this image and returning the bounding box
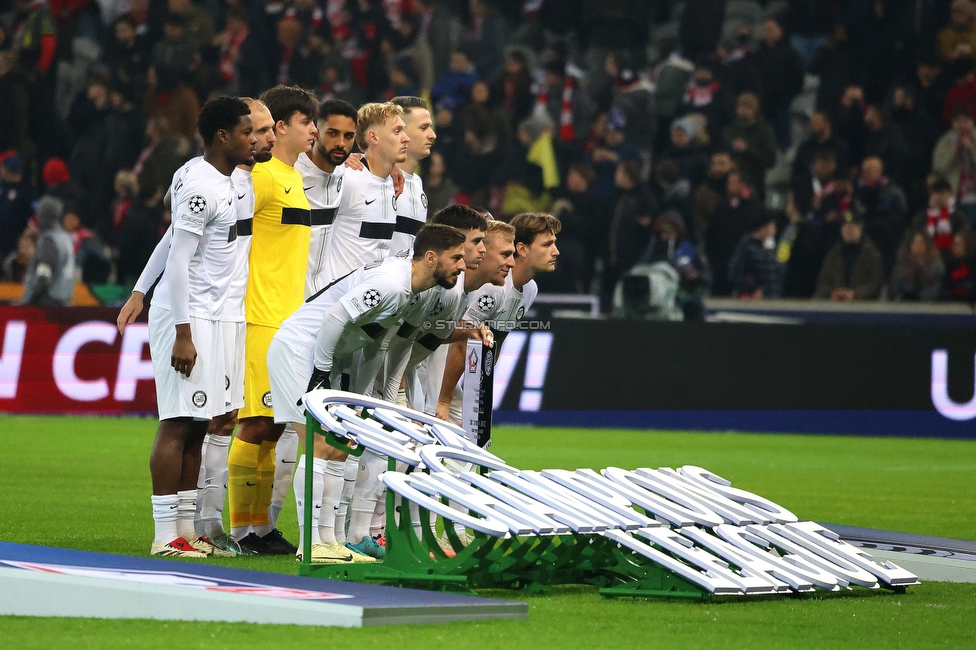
[814,211,885,301]
[0,153,34,261]
[20,196,75,306]
[727,210,783,300]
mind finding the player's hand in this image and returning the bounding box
[301,367,331,404]
[391,166,405,197]
[471,325,494,348]
[435,401,452,422]
[171,325,197,377]
[117,291,145,335]
[344,153,365,171]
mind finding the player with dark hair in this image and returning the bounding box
[142,96,255,557]
[119,98,276,556]
[268,98,359,533]
[436,212,561,422]
[389,96,436,258]
[227,84,317,555]
[267,224,466,563]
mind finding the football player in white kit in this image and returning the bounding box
[267,225,466,563]
[388,96,435,258]
[117,99,275,557]
[320,102,408,283]
[268,99,358,534]
[141,97,256,557]
[436,212,561,424]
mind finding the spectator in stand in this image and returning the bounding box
[907,53,950,123]
[890,230,945,302]
[65,72,111,158]
[933,105,976,225]
[604,51,656,153]
[649,158,695,242]
[533,58,592,150]
[10,0,57,162]
[722,26,763,100]
[792,111,852,181]
[754,16,805,149]
[2,229,35,283]
[42,157,89,227]
[492,47,534,132]
[422,150,460,215]
[460,80,511,160]
[784,0,833,67]
[834,84,868,167]
[637,211,711,320]
[663,118,708,189]
[862,104,910,189]
[0,48,32,164]
[453,108,509,210]
[706,169,761,297]
[167,0,215,51]
[942,56,976,124]
[938,0,976,63]
[722,92,777,198]
[606,159,657,303]
[151,13,199,77]
[213,8,270,97]
[792,147,838,218]
[431,49,478,111]
[416,0,463,79]
[854,156,909,274]
[692,150,734,237]
[62,207,110,285]
[815,211,885,302]
[728,211,783,300]
[21,196,74,307]
[0,153,33,262]
[133,115,191,209]
[678,0,724,61]
[145,64,200,143]
[911,176,969,262]
[941,229,976,301]
[102,15,150,98]
[651,48,695,152]
[587,108,642,208]
[680,56,732,146]
[889,85,942,210]
[500,115,559,218]
[463,0,506,81]
[548,162,601,293]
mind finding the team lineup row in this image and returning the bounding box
[114,85,561,564]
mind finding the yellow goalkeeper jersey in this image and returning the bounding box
[245,155,311,327]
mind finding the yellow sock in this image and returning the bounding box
[227,438,260,534]
[251,440,276,531]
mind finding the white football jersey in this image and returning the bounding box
[321,164,397,283]
[389,169,427,259]
[152,159,238,320]
[274,258,413,363]
[462,273,539,333]
[295,152,345,295]
[219,166,255,323]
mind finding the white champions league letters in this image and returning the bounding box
[302,390,919,597]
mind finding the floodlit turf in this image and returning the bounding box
[1,414,975,647]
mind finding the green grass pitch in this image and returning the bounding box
[1,414,975,648]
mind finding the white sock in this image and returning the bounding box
[293,456,326,548]
[176,490,197,542]
[334,456,359,544]
[151,494,179,545]
[269,424,299,528]
[196,433,230,538]
[318,460,345,545]
[348,451,387,543]
[370,495,386,538]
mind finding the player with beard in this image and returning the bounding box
[268,99,358,533]
[266,225,466,563]
[117,98,270,557]
[135,97,256,557]
[436,212,561,424]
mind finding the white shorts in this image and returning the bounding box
[267,336,313,426]
[221,320,246,412]
[149,305,224,421]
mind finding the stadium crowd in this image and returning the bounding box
[2,0,976,313]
